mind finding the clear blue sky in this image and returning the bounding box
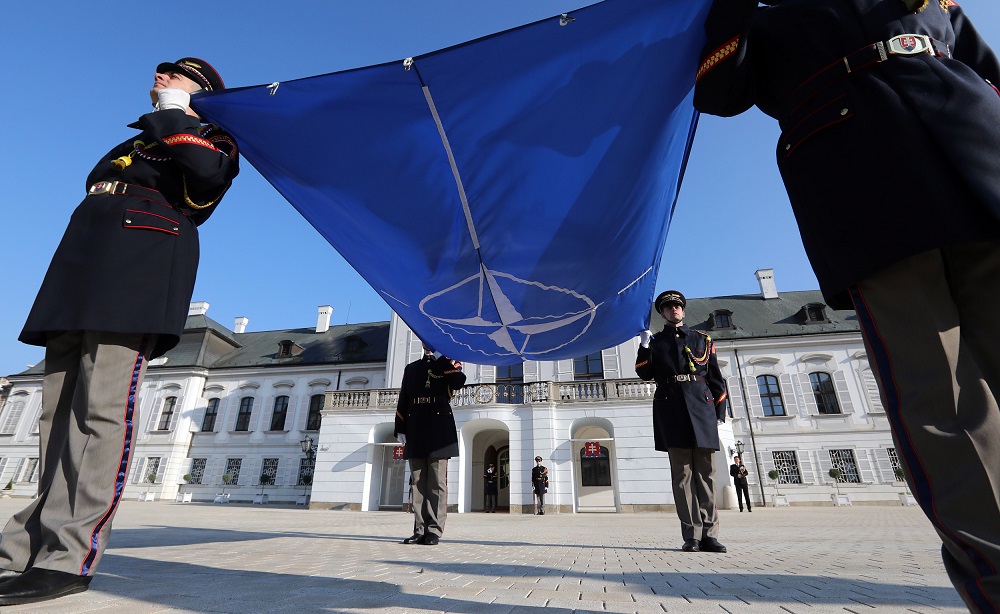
[2,1,998,376]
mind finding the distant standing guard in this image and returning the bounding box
[395,344,466,545]
[730,456,752,512]
[483,463,499,513]
[531,457,549,515]
[636,290,729,553]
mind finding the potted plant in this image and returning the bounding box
[829,467,851,506]
[214,473,234,504]
[176,473,194,503]
[767,469,789,506]
[1,480,12,498]
[255,473,274,504]
[895,467,916,506]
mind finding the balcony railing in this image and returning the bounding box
[325,378,656,410]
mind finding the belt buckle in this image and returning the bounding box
[886,34,932,56]
[675,375,690,382]
[88,181,121,195]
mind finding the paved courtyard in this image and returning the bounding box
[0,498,966,613]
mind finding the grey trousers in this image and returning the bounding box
[851,243,1000,613]
[0,331,153,576]
[667,447,718,542]
[409,458,448,538]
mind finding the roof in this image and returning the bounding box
[656,290,859,340]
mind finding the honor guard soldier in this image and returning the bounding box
[694,0,1000,607]
[531,456,549,515]
[636,291,728,553]
[0,58,238,606]
[483,463,499,513]
[395,344,466,545]
[730,456,751,513]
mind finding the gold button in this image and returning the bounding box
[125,219,132,224]
[785,144,791,151]
[840,108,848,115]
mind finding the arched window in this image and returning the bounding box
[306,394,324,431]
[809,372,841,414]
[235,397,254,431]
[756,375,785,416]
[202,398,219,432]
[270,395,289,431]
[580,445,612,486]
[157,397,177,431]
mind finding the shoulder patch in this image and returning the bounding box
[696,36,740,83]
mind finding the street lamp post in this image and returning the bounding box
[299,435,317,503]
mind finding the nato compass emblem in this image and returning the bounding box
[418,265,598,361]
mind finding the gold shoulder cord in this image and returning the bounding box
[181,176,229,210]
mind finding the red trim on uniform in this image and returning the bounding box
[124,224,179,236]
[162,134,220,151]
[784,113,853,156]
[125,208,180,226]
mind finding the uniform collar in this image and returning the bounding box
[661,323,688,336]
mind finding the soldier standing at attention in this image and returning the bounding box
[0,58,238,606]
[694,0,1000,608]
[730,456,751,513]
[395,344,465,545]
[636,291,728,553]
[531,456,549,515]
[483,463,499,513]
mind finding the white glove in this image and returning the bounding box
[432,351,443,360]
[156,88,191,112]
[397,433,407,446]
[639,330,653,348]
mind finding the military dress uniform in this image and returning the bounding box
[636,322,727,546]
[729,459,751,512]
[395,353,465,543]
[1,80,238,589]
[531,460,549,515]
[483,465,499,513]
[695,0,1000,608]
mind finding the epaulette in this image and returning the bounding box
[696,36,739,83]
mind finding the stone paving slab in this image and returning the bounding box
[0,499,970,613]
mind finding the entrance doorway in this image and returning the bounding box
[378,445,405,510]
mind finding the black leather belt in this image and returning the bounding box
[413,396,439,404]
[88,181,169,207]
[789,34,951,118]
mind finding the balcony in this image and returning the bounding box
[325,379,656,410]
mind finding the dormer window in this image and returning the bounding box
[343,335,368,354]
[801,303,828,324]
[711,310,734,330]
[276,340,304,358]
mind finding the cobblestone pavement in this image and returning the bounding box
[0,499,967,613]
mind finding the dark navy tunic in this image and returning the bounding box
[694,0,1000,307]
[635,324,728,451]
[394,355,466,459]
[20,109,239,358]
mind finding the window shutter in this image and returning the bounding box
[601,347,621,379]
[283,456,299,486]
[29,404,42,435]
[244,457,260,486]
[778,373,799,417]
[861,369,885,413]
[796,373,818,415]
[131,457,146,484]
[798,451,816,485]
[479,365,496,384]
[726,376,745,418]
[191,403,206,432]
[0,401,24,435]
[745,377,764,418]
[857,449,876,483]
[523,361,539,383]
[873,447,895,483]
[556,359,574,382]
[407,332,423,363]
[832,371,855,414]
[11,458,24,483]
[759,452,776,487]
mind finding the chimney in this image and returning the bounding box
[755,269,779,299]
[316,305,334,333]
[234,317,249,334]
[188,301,209,317]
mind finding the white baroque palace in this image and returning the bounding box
[0,270,911,511]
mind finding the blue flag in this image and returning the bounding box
[192,0,709,366]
